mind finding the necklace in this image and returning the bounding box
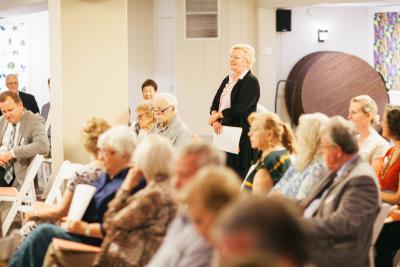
[381,147,400,179]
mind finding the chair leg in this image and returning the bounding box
[1,202,20,237]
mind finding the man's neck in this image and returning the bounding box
[332,153,357,173]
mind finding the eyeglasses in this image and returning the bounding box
[153,106,171,114]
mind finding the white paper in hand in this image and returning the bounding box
[67,184,96,221]
[213,126,242,154]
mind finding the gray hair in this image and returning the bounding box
[179,142,226,168]
[231,44,256,69]
[322,116,358,155]
[154,92,178,108]
[97,125,137,158]
[134,134,176,178]
[5,74,18,83]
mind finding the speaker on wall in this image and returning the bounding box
[276,9,291,32]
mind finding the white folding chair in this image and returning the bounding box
[0,154,43,237]
[369,203,391,267]
[44,161,85,205]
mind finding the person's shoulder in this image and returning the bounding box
[19,91,35,98]
[22,110,45,123]
[244,70,258,81]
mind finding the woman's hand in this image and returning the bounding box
[121,167,142,191]
[61,220,88,235]
[208,111,221,126]
[212,121,223,135]
[24,210,39,222]
[389,209,400,221]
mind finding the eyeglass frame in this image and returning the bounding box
[153,105,172,114]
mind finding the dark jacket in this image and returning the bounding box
[19,91,39,114]
[210,70,260,178]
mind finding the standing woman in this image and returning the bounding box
[209,44,260,178]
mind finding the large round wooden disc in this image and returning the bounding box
[285,51,388,125]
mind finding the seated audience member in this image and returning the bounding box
[41,78,51,142]
[147,142,225,267]
[302,116,380,267]
[18,117,110,244]
[141,79,158,100]
[375,116,400,267]
[181,165,241,244]
[152,92,191,147]
[348,95,389,171]
[242,112,294,194]
[376,105,400,204]
[213,197,308,267]
[0,91,49,188]
[92,135,176,266]
[5,74,39,114]
[271,113,329,201]
[133,101,155,142]
[44,134,177,267]
[10,125,146,267]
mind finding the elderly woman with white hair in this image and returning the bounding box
[209,44,260,178]
[42,135,177,267]
[11,125,146,267]
[152,92,191,147]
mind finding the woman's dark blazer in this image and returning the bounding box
[210,70,260,178]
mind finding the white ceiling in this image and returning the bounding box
[257,0,400,8]
[0,0,47,18]
[0,0,398,18]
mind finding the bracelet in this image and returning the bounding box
[84,224,91,236]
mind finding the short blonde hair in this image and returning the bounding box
[81,117,111,157]
[181,166,241,213]
[134,134,175,178]
[97,125,137,158]
[231,44,256,69]
[295,113,329,171]
[350,95,379,126]
[135,101,153,118]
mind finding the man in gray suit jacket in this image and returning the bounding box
[0,91,49,188]
[302,116,380,267]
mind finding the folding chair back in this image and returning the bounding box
[369,203,391,267]
[45,161,85,205]
[0,154,43,237]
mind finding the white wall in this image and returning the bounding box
[127,0,154,121]
[0,11,49,110]
[174,0,257,136]
[257,6,371,121]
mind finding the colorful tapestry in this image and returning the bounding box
[374,12,400,91]
[0,20,27,92]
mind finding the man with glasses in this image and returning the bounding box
[301,116,380,267]
[151,92,191,147]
